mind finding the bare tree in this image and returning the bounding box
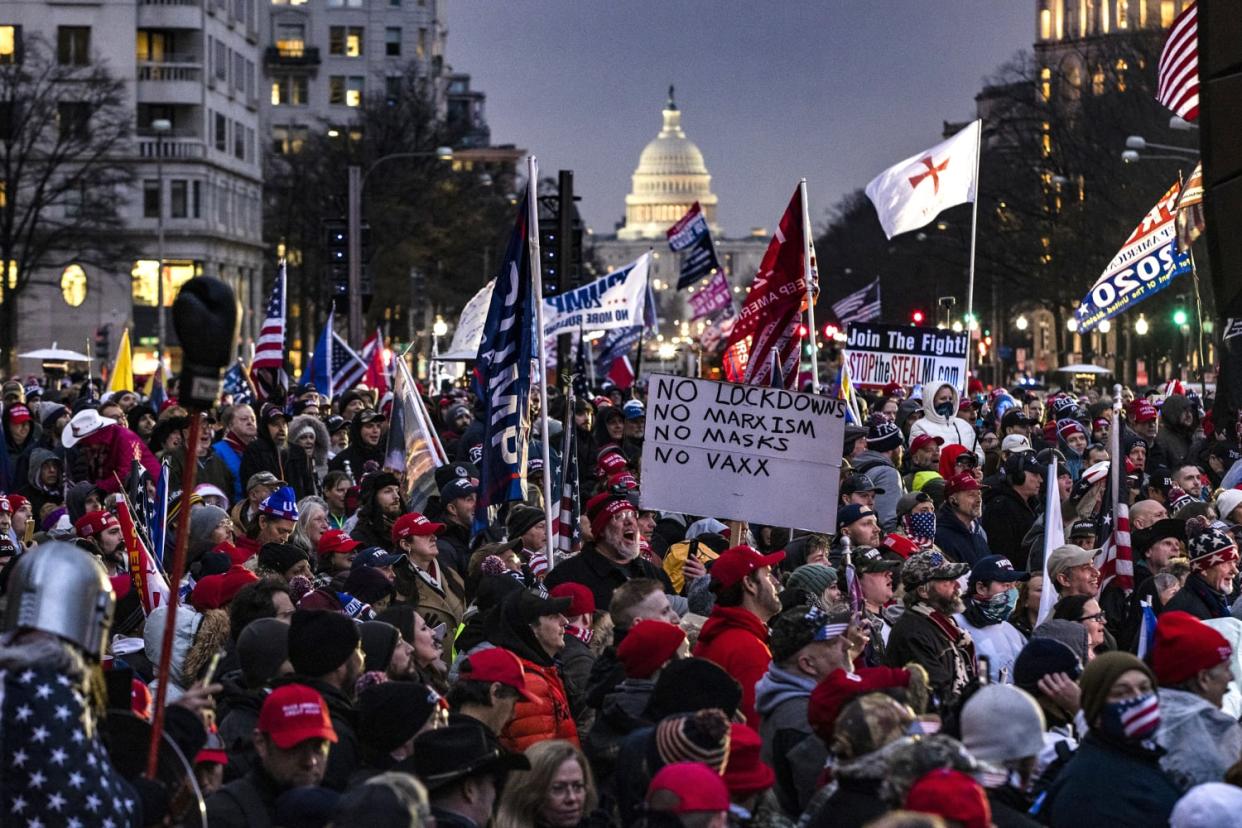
[0,32,134,367]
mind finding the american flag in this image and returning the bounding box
[1156,0,1199,122]
[551,395,581,564]
[0,664,139,826]
[1095,502,1133,594]
[223,359,255,405]
[330,331,367,395]
[250,263,288,401]
[831,278,882,326]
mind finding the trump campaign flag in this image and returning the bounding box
[722,186,809,388]
[475,188,536,521]
[667,201,723,289]
[865,120,981,239]
[1073,180,1193,332]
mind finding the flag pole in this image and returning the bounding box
[526,156,556,565]
[1178,169,1207,398]
[799,179,821,391]
[963,122,982,394]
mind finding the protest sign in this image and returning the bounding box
[639,374,846,533]
[688,271,733,320]
[543,253,650,337]
[844,322,968,389]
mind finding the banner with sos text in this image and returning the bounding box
[1073,180,1192,333]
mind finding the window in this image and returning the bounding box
[233,52,245,91]
[215,40,227,80]
[275,22,304,57]
[170,180,188,218]
[327,0,363,7]
[132,259,196,307]
[214,112,227,151]
[61,265,87,308]
[346,76,363,106]
[246,58,255,99]
[416,27,426,59]
[63,185,83,218]
[329,26,363,56]
[57,26,90,65]
[57,102,90,141]
[1117,0,1129,28]
[234,122,245,159]
[385,75,401,102]
[329,75,344,104]
[385,27,401,57]
[143,180,161,218]
[272,75,308,105]
[136,30,173,62]
[192,180,201,218]
[0,25,21,64]
[1161,1,1175,27]
[1039,66,1051,101]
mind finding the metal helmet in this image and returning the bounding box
[2,541,115,659]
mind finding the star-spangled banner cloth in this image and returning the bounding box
[865,120,981,240]
[1073,179,1192,333]
[0,664,139,827]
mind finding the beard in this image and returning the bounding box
[930,591,965,615]
[602,522,639,561]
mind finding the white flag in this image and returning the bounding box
[865,120,981,239]
[1036,458,1065,628]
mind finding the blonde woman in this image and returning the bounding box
[494,740,601,828]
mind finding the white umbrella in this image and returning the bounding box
[18,342,92,361]
[1055,363,1111,375]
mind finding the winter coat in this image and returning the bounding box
[850,449,904,530]
[693,604,773,728]
[1154,394,1197,471]
[955,605,1026,684]
[500,657,579,753]
[1044,732,1180,827]
[76,422,160,494]
[4,414,42,488]
[933,502,991,566]
[239,407,288,485]
[1155,687,1242,789]
[806,741,901,828]
[560,632,596,727]
[1165,572,1231,621]
[583,677,655,802]
[285,414,330,500]
[18,446,63,517]
[908,382,983,462]
[412,561,467,629]
[275,675,358,792]
[204,765,283,828]
[885,605,976,711]
[754,664,818,815]
[435,521,474,579]
[985,785,1040,828]
[207,436,245,502]
[544,543,674,613]
[980,480,1038,567]
[217,677,266,782]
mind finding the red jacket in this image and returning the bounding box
[500,657,579,753]
[692,605,772,728]
[80,424,161,494]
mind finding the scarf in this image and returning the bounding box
[567,624,594,646]
[910,603,977,703]
[223,430,247,456]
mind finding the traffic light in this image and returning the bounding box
[1173,308,1189,326]
[797,323,809,338]
[911,309,925,324]
[94,324,111,360]
[538,218,561,294]
[822,323,839,340]
[323,219,370,307]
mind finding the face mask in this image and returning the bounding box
[935,402,955,418]
[1098,692,1160,742]
[977,586,1018,624]
[904,512,937,543]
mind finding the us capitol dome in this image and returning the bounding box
[617,87,721,240]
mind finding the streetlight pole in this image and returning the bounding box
[346,147,453,346]
[152,118,171,367]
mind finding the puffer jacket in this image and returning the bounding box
[1155,687,1242,790]
[908,382,982,462]
[500,656,579,753]
[693,605,772,728]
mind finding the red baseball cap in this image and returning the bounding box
[905,768,992,828]
[596,450,629,478]
[909,434,944,454]
[6,404,31,425]
[458,647,538,703]
[318,529,361,558]
[549,582,596,617]
[943,472,984,498]
[881,533,921,559]
[1129,399,1158,423]
[646,762,730,814]
[709,545,785,590]
[258,684,338,749]
[75,509,120,539]
[392,512,446,543]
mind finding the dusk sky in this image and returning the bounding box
[450,1,1033,238]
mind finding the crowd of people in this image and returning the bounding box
[4,370,1242,827]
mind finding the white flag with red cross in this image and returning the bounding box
[865,120,981,239]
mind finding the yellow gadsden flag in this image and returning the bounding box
[106,327,134,393]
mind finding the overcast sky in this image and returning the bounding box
[449,1,1032,238]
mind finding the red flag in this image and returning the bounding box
[363,329,389,397]
[723,187,808,388]
[117,499,171,615]
[607,355,635,389]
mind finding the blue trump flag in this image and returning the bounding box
[474,189,536,529]
[667,201,722,289]
[300,309,335,399]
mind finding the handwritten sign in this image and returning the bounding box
[639,374,846,532]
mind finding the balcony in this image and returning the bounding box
[137,59,203,104]
[137,137,207,160]
[265,46,319,68]
[137,0,202,30]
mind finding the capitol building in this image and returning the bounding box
[593,91,767,353]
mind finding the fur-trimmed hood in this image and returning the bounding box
[289,414,331,468]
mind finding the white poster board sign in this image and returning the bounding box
[639,374,846,533]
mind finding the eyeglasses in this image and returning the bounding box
[1081,611,1106,623]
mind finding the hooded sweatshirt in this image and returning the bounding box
[19,446,64,516]
[1154,394,1197,471]
[908,383,983,463]
[693,604,772,728]
[239,407,288,485]
[286,414,330,500]
[754,663,818,770]
[328,414,385,476]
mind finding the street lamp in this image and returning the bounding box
[1015,315,1029,331]
[1098,319,1111,334]
[151,117,171,368]
[1169,116,1199,131]
[1124,135,1199,158]
[1135,314,1149,336]
[1067,318,1079,333]
[347,147,455,344]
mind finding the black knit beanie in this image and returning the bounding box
[288,609,360,678]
